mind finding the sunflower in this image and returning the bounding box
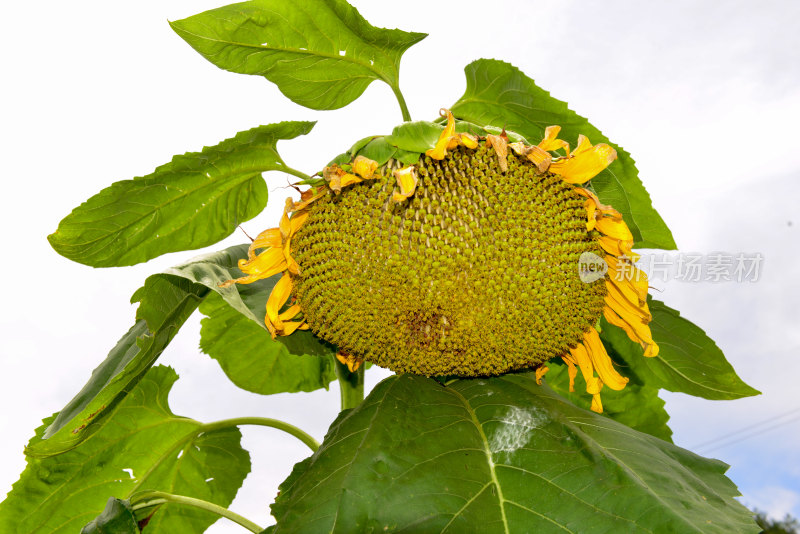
[222,110,658,413]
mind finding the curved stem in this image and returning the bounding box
[281,166,311,180]
[391,83,412,122]
[200,416,319,452]
[335,360,365,411]
[131,491,262,533]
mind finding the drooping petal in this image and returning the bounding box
[265,272,294,338]
[603,306,659,357]
[538,125,570,154]
[392,166,419,203]
[426,109,457,160]
[485,134,509,173]
[549,143,617,184]
[352,155,379,180]
[459,132,479,149]
[336,351,364,372]
[250,228,282,257]
[561,354,578,392]
[323,165,363,194]
[583,328,629,391]
[535,365,549,385]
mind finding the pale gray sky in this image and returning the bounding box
[2,0,799,531]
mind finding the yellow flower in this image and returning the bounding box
[224,109,657,413]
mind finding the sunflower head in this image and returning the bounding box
[226,110,658,412]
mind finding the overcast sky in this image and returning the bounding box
[2,0,799,531]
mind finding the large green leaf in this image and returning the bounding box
[544,361,673,442]
[35,245,335,455]
[601,298,760,400]
[32,275,208,456]
[170,0,426,111]
[271,374,757,533]
[0,367,250,534]
[199,291,337,395]
[450,59,676,250]
[48,122,314,267]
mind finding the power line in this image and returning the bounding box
[690,406,800,450]
[693,409,800,455]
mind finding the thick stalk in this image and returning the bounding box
[391,83,412,122]
[335,360,365,410]
[131,491,262,533]
[281,166,311,181]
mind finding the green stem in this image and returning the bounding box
[131,491,263,533]
[200,416,319,452]
[281,166,311,180]
[335,360,365,411]
[391,83,412,122]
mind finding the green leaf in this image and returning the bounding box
[450,59,676,250]
[383,121,444,153]
[0,367,250,534]
[48,122,315,267]
[544,361,673,442]
[170,0,426,111]
[271,374,757,533]
[199,291,337,395]
[80,498,140,534]
[33,275,208,456]
[602,297,760,400]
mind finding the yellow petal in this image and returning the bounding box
[590,394,604,414]
[265,272,293,338]
[549,143,617,184]
[485,134,509,173]
[595,215,634,243]
[459,132,479,149]
[352,155,379,180]
[538,125,570,154]
[509,142,551,173]
[322,165,362,194]
[603,306,659,357]
[425,109,457,160]
[583,328,629,391]
[336,351,363,372]
[392,166,418,203]
[563,357,578,392]
[237,247,286,278]
[584,198,597,231]
[606,255,649,302]
[292,187,326,212]
[598,235,635,258]
[249,227,281,259]
[605,281,652,323]
[535,365,549,385]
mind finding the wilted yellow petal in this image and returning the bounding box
[265,272,293,338]
[485,134,508,173]
[561,355,578,392]
[590,394,603,414]
[538,125,570,154]
[535,365,549,385]
[583,328,629,391]
[596,215,634,243]
[352,155,378,180]
[459,132,479,149]
[323,165,362,194]
[425,109,457,160]
[392,166,418,202]
[336,351,363,372]
[603,306,659,357]
[549,143,617,184]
